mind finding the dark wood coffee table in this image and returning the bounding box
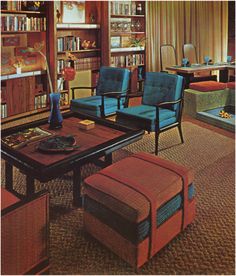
[1,112,144,207]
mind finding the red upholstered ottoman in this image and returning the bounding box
[83,152,196,268]
[189,81,226,91]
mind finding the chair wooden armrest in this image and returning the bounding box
[1,190,49,275]
[100,90,129,117]
[71,86,97,99]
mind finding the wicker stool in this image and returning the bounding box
[83,152,196,268]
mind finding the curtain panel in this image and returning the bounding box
[146,1,228,72]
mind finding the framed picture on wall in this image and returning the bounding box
[62,1,85,23]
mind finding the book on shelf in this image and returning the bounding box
[111,53,144,67]
[1,103,7,119]
[1,1,22,11]
[57,57,100,73]
[57,36,80,52]
[1,14,46,32]
[111,1,133,16]
[34,94,47,109]
[1,127,52,149]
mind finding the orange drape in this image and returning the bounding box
[146,1,228,71]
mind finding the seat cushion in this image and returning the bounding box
[227,82,235,89]
[116,104,176,131]
[189,81,227,92]
[1,187,20,210]
[71,96,125,117]
[84,152,194,224]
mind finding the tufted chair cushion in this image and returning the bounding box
[142,72,183,111]
[96,66,130,96]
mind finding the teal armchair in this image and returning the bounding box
[116,72,185,155]
[70,66,130,117]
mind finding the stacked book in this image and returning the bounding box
[57,36,80,52]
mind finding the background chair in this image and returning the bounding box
[70,66,130,118]
[183,43,217,82]
[160,44,178,73]
[116,72,185,155]
[1,188,49,275]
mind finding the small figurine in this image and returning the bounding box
[81,40,90,49]
[56,9,61,23]
[91,41,96,48]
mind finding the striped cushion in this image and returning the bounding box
[84,184,194,244]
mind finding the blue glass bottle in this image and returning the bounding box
[48,93,63,129]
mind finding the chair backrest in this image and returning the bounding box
[142,72,184,111]
[183,43,198,64]
[160,44,177,71]
[96,66,130,96]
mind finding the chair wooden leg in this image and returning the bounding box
[178,124,184,144]
[155,131,159,155]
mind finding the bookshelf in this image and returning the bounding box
[49,1,102,104]
[1,1,49,121]
[101,1,146,93]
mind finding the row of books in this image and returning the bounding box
[111,54,144,67]
[1,15,46,32]
[57,36,80,52]
[1,103,7,119]
[110,1,137,16]
[34,94,47,109]
[57,57,101,73]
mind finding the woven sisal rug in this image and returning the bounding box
[1,121,235,275]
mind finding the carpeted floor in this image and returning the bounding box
[1,121,235,275]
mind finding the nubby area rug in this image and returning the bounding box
[1,121,235,275]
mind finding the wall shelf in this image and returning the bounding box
[57,23,100,30]
[111,46,145,53]
[1,70,46,81]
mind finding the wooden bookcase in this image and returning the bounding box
[1,1,145,122]
[1,2,50,121]
[101,1,146,93]
[48,1,102,103]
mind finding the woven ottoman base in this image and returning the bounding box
[84,152,196,268]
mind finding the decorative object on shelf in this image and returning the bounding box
[81,40,90,50]
[136,3,143,15]
[129,36,146,48]
[138,66,143,80]
[56,9,61,23]
[90,13,96,23]
[22,1,45,11]
[131,2,136,15]
[62,1,85,24]
[227,56,232,63]
[135,20,142,31]
[10,56,24,74]
[81,40,96,50]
